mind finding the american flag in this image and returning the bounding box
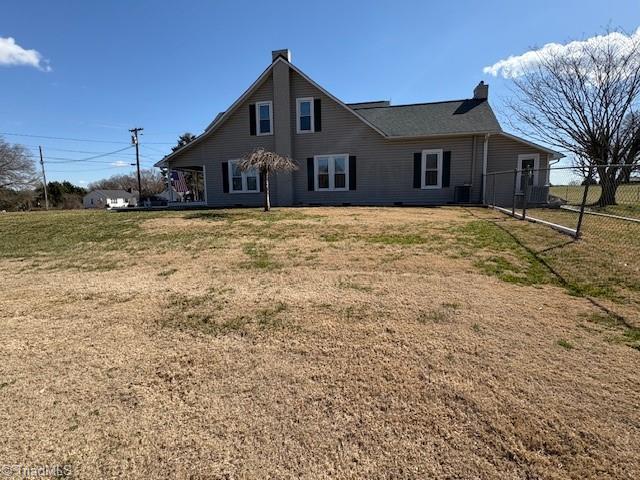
[171,171,189,192]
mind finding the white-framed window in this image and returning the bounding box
[296,97,314,133]
[256,101,273,135]
[516,153,540,192]
[314,154,349,191]
[229,160,259,193]
[421,149,443,189]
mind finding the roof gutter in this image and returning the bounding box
[384,130,501,141]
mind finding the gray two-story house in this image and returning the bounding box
[157,49,561,207]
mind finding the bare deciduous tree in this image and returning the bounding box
[0,137,37,190]
[506,29,640,206]
[237,148,298,211]
[88,168,165,196]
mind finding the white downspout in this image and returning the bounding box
[482,134,490,204]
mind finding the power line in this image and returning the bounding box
[142,144,170,155]
[1,132,131,144]
[22,144,139,155]
[33,145,134,163]
[0,131,175,145]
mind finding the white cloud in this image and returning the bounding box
[0,36,51,71]
[483,28,640,79]
[111,161,130,168]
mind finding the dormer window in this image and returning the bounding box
[296,98,315,133]
[256,101,273,135]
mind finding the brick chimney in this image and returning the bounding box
[473,81,489,100]
[272,49,291,62]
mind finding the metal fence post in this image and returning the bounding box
[522,169,530,220]
[575,165,593,238]
[512,168,518,217]
[492,173,496,208]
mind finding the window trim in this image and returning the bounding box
[256,100,273,136]
[313,154,349,191]
[516,153,540,192]
[228,160,259,194]
[296,97,315,134]
[421,149,443,189]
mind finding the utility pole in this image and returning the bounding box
[129,127,144,203]
[39,145,49,210]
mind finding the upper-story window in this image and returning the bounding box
[256,101,273,135]
[296,97,315,133]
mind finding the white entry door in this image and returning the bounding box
[516,154,540,192]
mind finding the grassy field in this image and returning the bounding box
[549,183,640,218]
[1,207,639,478]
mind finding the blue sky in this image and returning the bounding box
[2,0,639,186]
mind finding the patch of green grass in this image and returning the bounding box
[189,209,323,224]
[366,233,427,245]
[585,312,640,350]
[453,220,518,250]
[241,242,281,270]
[161,291,240,335]
[0,210,156,259]
[442,301,460,310]
[0,379,17,389]
[321,232,348,242]
[418,302,461,324]
[452,220,556,287]
[475,254,552,286]
[557,339,574,350]
[471,323,481,333]
[158,267,178,277]
[337,278,373,292]
[256,302,289,329]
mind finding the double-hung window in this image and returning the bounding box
[229,160,259,193]
[296,98,314,133]
[256,101,273,135]
[421,149,443,189]
[314,154,348,191]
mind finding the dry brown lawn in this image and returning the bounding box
[0,207,638,479]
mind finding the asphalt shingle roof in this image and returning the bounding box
[353,99,501,137]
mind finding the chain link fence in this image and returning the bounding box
[485,164,639,308]
[485,164,640,237]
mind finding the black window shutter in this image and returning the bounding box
[442,151,451,187]
[307,158,314,191]
[314,98,322,132]
[349,156,356,190]
[249,104,256,136]
[259,171,264,192]
[413,153,421,188]
[222,162,229,193]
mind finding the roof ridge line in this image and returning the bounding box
[354,98,483,109]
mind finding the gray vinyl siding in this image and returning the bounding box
[166,64,552,207]
[169,75,275,207]
[486,134,551,207]
[290,70,480,205]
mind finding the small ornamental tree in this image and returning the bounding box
[237,148,298,211]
